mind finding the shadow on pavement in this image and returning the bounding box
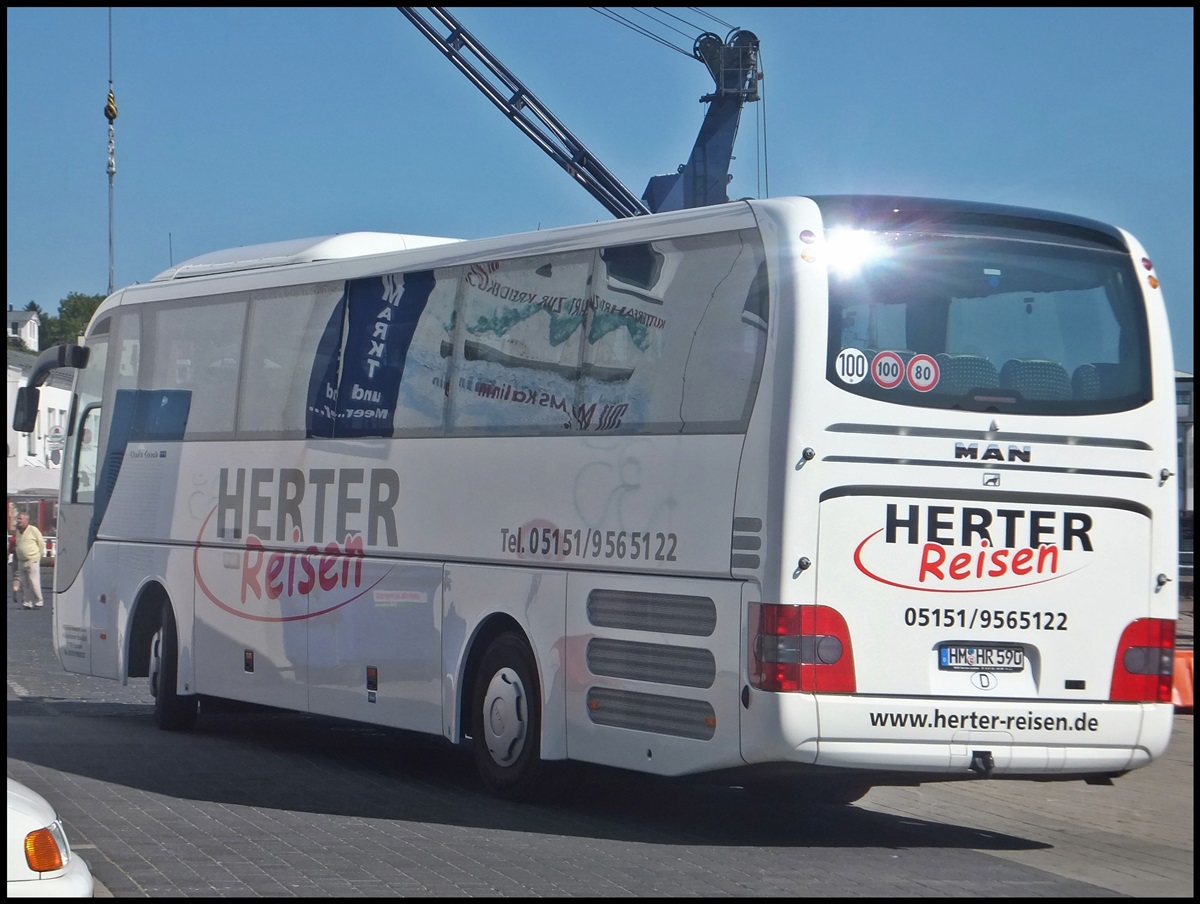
[8,697,1049,852]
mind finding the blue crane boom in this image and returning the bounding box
[397,7,760,218]
[397,7,650,219]
[642,29,761,213]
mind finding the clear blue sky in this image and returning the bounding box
[6,7,1194,371]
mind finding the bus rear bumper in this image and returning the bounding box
[804,696,1175,777]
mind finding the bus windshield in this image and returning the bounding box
[826,231,1151,414]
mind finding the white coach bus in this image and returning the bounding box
[14,195,1179,802]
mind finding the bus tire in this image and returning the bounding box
[150,603,198,731]
[470,632,546,801]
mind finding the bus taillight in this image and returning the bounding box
[749,603,856,693]
[1109,618,1175,703]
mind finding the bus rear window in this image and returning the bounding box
[825,232,1151,414]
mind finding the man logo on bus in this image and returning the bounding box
[955,442,1032,463]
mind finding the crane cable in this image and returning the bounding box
[589,7,694,57]
[591,6,770,200]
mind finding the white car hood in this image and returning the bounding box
[7,778,58,832]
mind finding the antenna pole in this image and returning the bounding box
[105,8,118,295]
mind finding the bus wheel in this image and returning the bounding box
[471,632,546,801]
[150,603,198,731]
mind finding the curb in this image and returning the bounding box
[1173,650,1193,713]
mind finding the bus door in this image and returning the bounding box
[55,321,111,591]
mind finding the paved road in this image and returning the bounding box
[7,573,1193,897]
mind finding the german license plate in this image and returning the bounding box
[938,643,1025,672]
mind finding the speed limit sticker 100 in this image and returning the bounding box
[834,347,870,384]
[871,350,905,389]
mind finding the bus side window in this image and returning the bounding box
[676,233,767,432]
[241,283,345,438]
[146,296,246,438]
[391,268,456,436]
[450,252,592,435]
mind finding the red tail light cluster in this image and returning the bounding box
[748,603,856,693]
[1110,618,1175,703]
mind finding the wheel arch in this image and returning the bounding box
[127,580,169,679]
[457,613,527,743]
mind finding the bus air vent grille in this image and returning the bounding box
[587,590,716,636]
[586,639,716,688]
[586,687,716,740]
[732,517,762,570]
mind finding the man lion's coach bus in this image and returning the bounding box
[13,196,1179,802]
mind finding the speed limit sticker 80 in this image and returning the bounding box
[906,353,940,392]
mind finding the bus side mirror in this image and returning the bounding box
[12,344,90,433]
[64,345,89,368]
[13,386,40,434]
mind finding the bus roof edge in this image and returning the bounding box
[150,232,463,281]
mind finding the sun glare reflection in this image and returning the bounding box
[827,229,893,276]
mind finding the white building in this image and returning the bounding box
[7,306,40,352]
[6,348,72,496]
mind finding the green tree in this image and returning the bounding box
[39,292,105,350]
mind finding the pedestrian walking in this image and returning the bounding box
[13,512,46,609]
